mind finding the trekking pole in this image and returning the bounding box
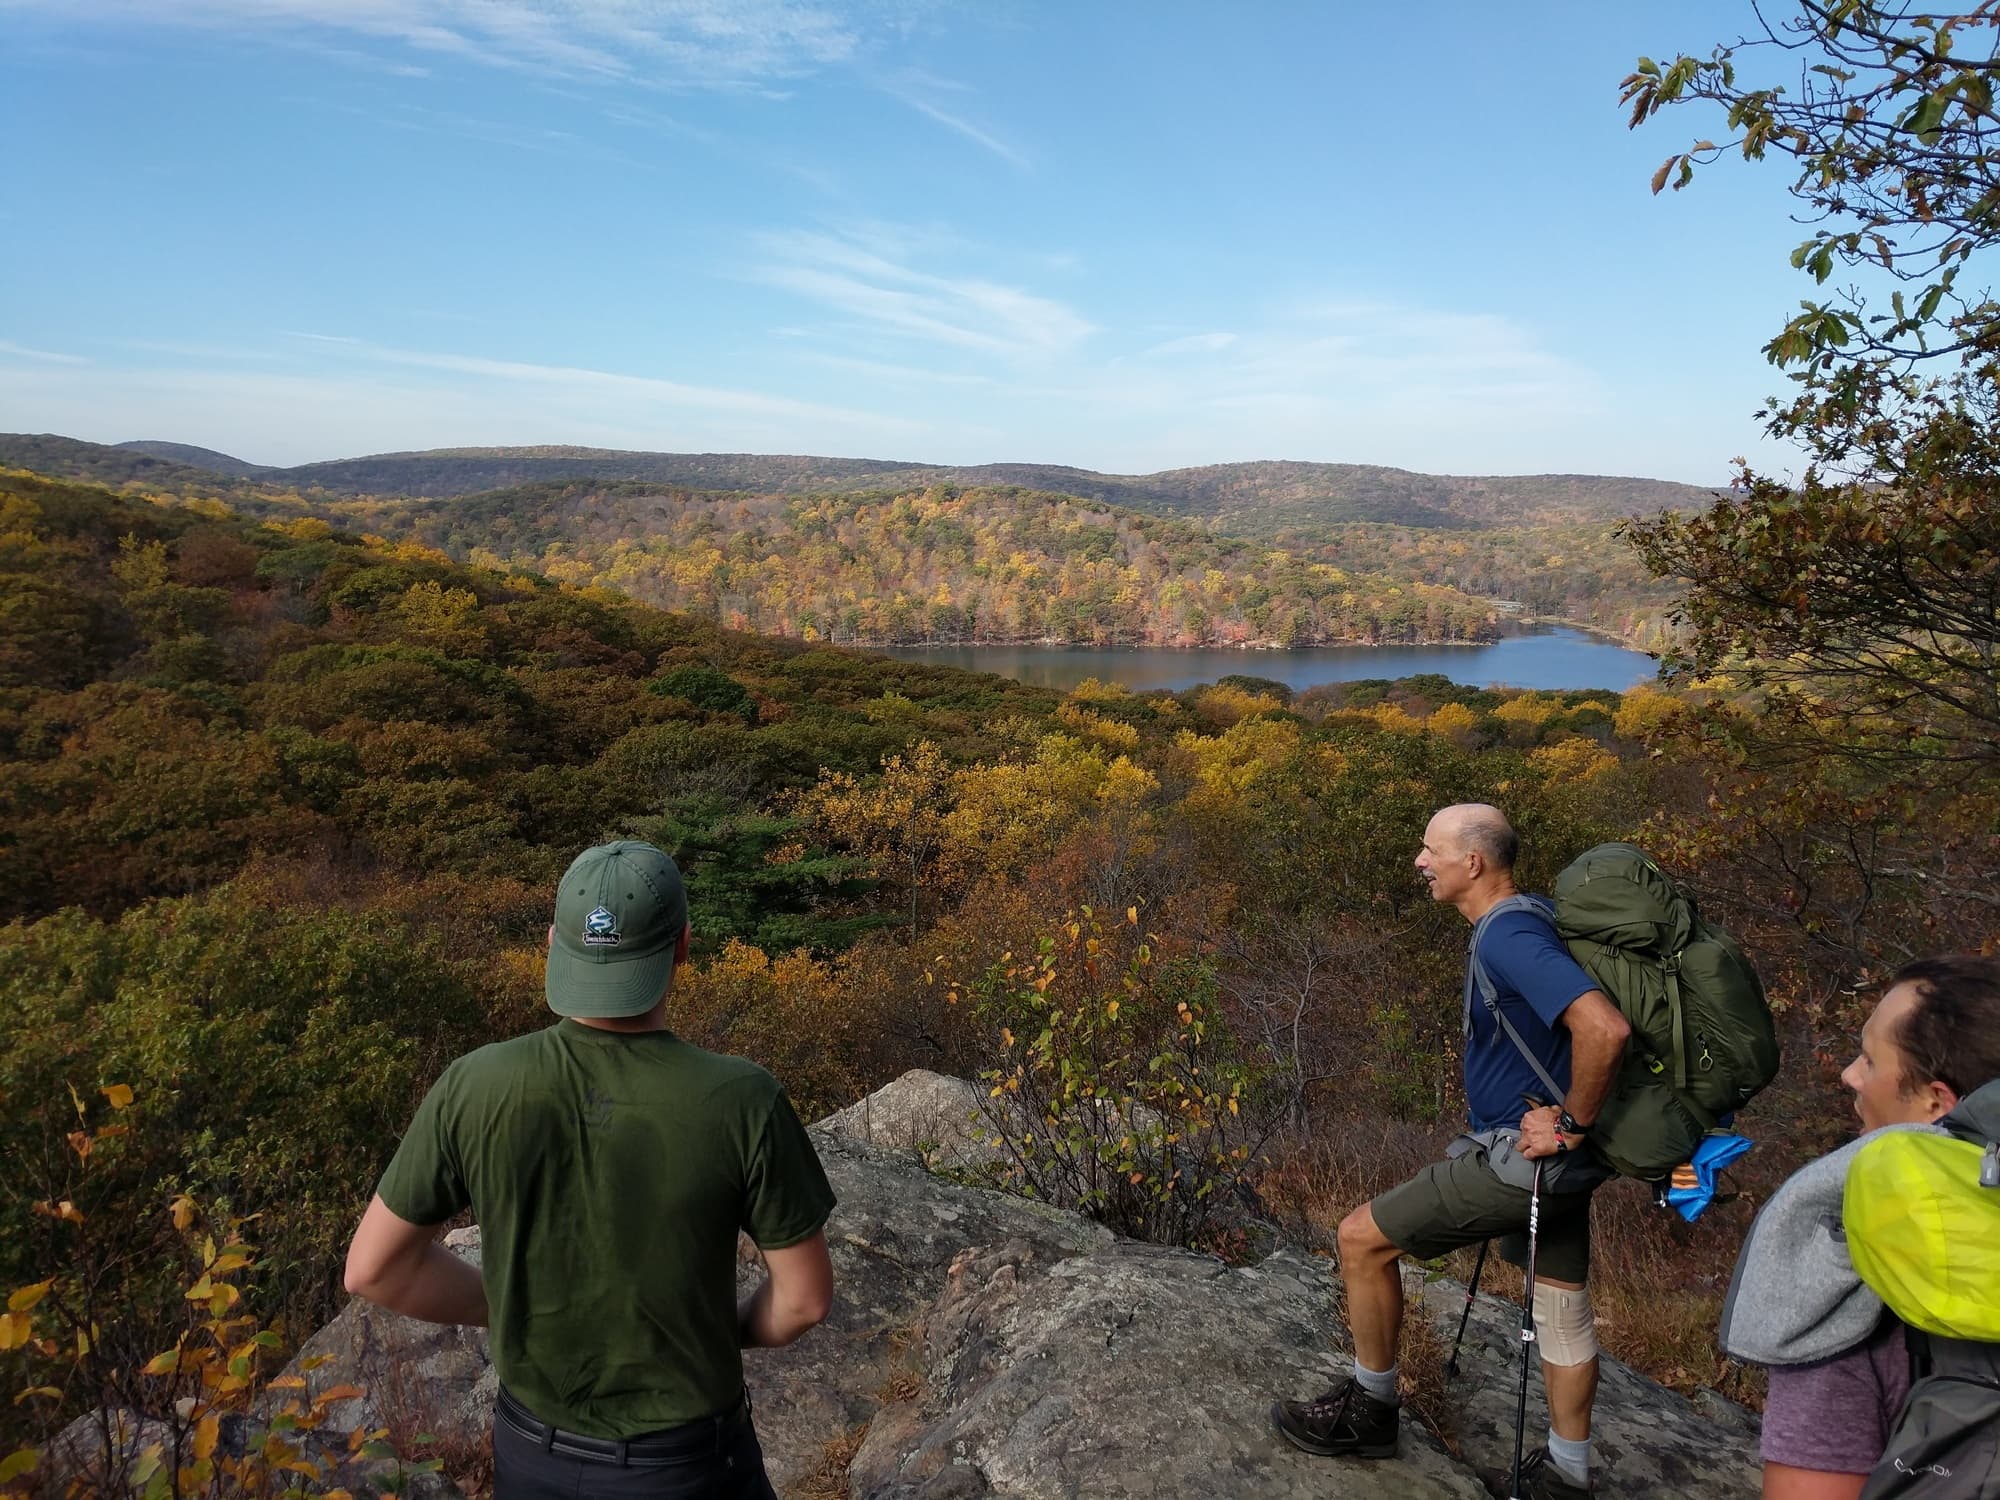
[1508,1158,1544,1500]
[1445,1239,1489,1377]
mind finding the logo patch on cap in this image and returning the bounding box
[582,906,621,946]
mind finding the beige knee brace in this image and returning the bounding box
[1533,1282,1598,1367]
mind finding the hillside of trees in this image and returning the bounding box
[0,434,1697,649]
[113,440,278,478]
[1293,521,1687,649]
[320,479,1509,646]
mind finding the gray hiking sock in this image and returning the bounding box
[1547,1429,1591,1485]
[1352,1358,1399,1405]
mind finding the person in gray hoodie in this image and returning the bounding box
[1717,955,2000,1500]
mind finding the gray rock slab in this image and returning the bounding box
[819,1070,998,1171]
[748,1127,1115,1491]
[850,1241,1487,1500]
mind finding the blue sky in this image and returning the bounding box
[2,2,1816,481]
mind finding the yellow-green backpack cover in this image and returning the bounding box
[1843,1130,2000,1342]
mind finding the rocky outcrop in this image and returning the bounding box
[819,1069,997,1171]
[127,1070,1759,1499]
[848,1241,1486,1500]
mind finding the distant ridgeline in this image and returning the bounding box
[0,434,1702,648]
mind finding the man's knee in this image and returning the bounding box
[1532,1280,1598,1367]
[1337,1203,1399,1267]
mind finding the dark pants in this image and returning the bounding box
[491,1390,779,1500]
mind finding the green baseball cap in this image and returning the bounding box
[546,841,689,1019]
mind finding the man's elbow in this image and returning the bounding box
[799,1283,834,1328]
[343,1236,405,1302]
[1578,992,1630,1052]
[778,1279,833,1332]
[343,1249,384,1301]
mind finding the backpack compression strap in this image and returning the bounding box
[1465,894,1566,1105]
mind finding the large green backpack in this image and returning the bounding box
[1470,842,1779,1180]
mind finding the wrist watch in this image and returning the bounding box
[1556,1108,1591,1138]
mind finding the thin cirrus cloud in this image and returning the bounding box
[750,227,1095,359]
[1134,332,1239,360]
[893,95,1029,170]
[0,332,932,464]
[2,0,871,84]
[0,339,89,364]
[280,332,924,431]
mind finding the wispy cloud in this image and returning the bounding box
[751,226,1093,358]
[8,0,881,85]
[1135,332,1237,360]
[113,338,278,360]
[898,97,1028,170]
[792,351,996,386]
[0,333,929,465]
[285,332,921,429]
[0,339,89,364]
[883,68,1029,169]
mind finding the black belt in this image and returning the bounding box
[495,1386,748,1466]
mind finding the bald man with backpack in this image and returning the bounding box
[1272,805,1632,1499]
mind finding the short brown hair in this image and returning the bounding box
[1891,955,2000,1101]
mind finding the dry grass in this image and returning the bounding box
[418,1430,495,1500]
[787,1423,869,1500]
[1394,1283,1462,1455]
[874,1323,928,1406]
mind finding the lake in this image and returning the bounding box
[880,628,1660,694]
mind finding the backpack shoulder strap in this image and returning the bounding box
[1466,894,1565,1105]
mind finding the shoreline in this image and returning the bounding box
[833,624,1639,655]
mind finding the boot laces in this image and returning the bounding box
[1300,1382,1360,1419]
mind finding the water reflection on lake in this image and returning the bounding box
[879,628,1659,694]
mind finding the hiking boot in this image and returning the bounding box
[1269,1378,1399,1458]
[1516,1445,1592,1499]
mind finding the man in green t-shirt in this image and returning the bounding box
[343,840,837,1499]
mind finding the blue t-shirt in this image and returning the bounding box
[1463,907,1599,1131]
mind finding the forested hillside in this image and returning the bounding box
[0,433,1694,648]
[1299,521,1684,650]
[324,479,1506,646]
[113,439,277,477]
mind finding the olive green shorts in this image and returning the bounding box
[1370,1147,1596,1286]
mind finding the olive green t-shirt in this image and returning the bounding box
[375,1022,835,1438]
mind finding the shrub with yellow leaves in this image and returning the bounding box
[960,908,1269,1252]
[1,1088,431,1500]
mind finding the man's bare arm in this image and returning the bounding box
[1519,989,1630,1158]
[738,1230,833,1349]
[343,1195,489,1326]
